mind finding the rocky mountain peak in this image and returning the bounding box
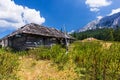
[79,12,120,32]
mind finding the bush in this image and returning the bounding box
[28,46,51,60]
[28,45,69,70]
[71,41,120,80]
[0,52,19,80]
[50,45,69,70]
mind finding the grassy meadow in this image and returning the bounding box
[0,39,120,80]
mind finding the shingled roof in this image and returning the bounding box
[1,23,74,40]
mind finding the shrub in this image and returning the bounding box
[28,45,69,70]
[15,51,28,56]
[50,45,69,70]
[71,41,120,80]
[0,51,19,80]
[28,46,51,60]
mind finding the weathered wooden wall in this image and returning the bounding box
[1,38,8,47]
[1,33,71,50]
[9,34,63,50]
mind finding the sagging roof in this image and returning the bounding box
[1,23,75,40]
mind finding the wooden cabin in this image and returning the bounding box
[0,23,75,50]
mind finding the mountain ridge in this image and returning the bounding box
[79,12,120,32]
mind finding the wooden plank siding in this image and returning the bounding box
[5,34,65,50]
[0,23,75,50]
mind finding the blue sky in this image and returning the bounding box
[0,0,120,38]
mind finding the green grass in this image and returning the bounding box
[0,48,19,80]
[1,41,120,80]
[26,42,120,79]
[28,45,69,70]
[70,41,120,80]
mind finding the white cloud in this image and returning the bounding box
[85,0,112,12]
[68,30,75,34]
[0,0,45,29]
[97,16,103,20]
[109,8,120,15]
[90,8,100,12]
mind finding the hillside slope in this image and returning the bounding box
[79,12,120,32]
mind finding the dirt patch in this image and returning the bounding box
[17,57,78,80]
[82,37,98,42]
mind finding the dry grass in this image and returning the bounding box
[17,56,78,80]
[81,37,99,42]
[81,38,112,49]
[17,40,113,80]
[102,42,112,49]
